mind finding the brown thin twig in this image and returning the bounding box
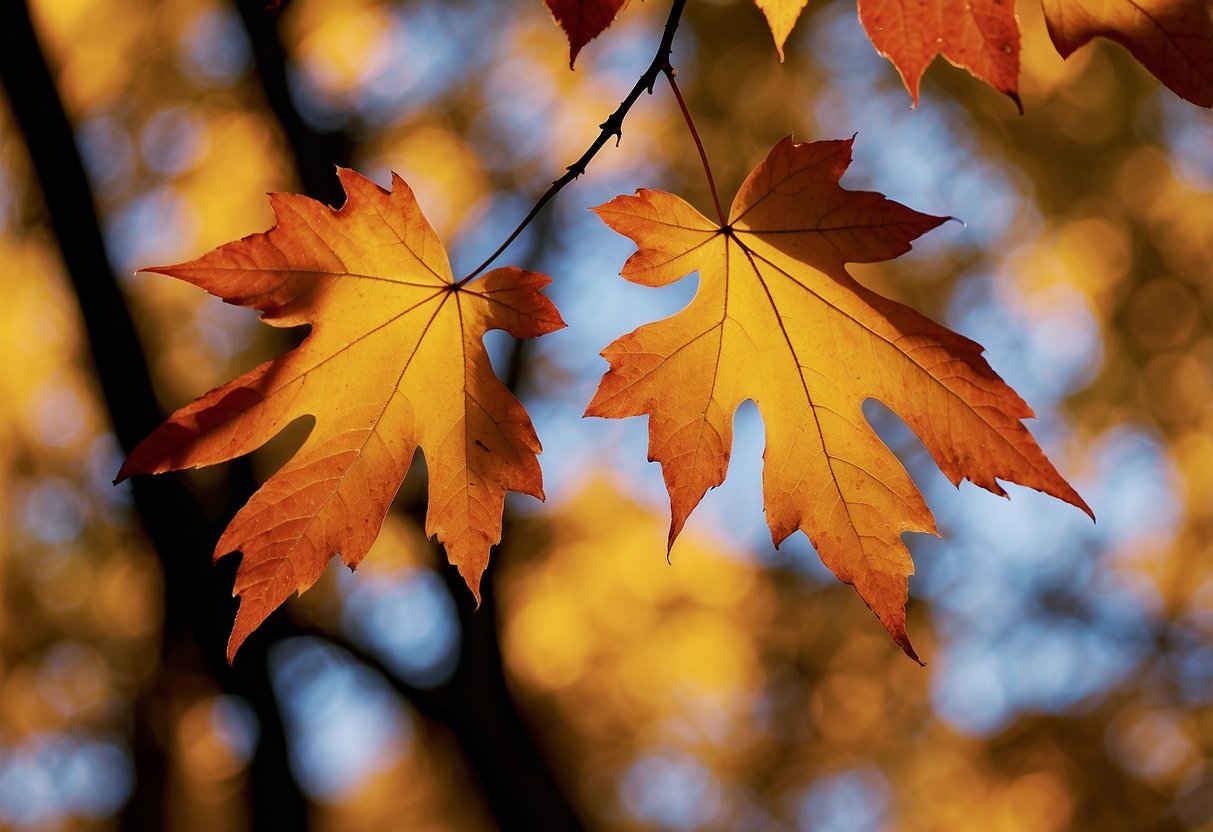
[664,68,725,226]
[455,0,688,287]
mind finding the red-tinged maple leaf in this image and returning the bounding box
[859,0,1021,108]
[1043,0,1213,107]
[545,0,630,67]
[117,169,565,661]
[585,137,1092,661]
[752,0,1020,106]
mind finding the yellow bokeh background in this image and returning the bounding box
[2,0,1212,828]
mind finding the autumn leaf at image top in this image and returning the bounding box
[117,169,565,661]
[586,137,1092,662]
[545,0,631,67]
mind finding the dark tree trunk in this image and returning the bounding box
[0,3,310,828]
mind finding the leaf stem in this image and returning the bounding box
[663,69,725,226]
[455,0,688,287]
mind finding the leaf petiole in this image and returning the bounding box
[664,68,726,226]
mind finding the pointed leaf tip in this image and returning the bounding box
[753,0,809,61]
[893,629,923,665]
[544,0,630,69]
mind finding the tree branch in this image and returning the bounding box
[456,0,688,286]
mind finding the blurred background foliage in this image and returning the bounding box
[1,0,1212,828]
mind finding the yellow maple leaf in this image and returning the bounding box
[118,169,565,660]
[752,0,810,61]
[586,137,1091,661]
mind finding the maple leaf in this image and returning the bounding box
[753,0,1020,105]
[858,0,1021,108]
[545,0,630,68]
[1043,0,1213,107]
[585,137,1091,661]
[117,169,565,661]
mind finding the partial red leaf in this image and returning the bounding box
[586,137,1091,661]
[859,0,1022,107]
[751,0,1020,104]
[1043,0,1213,107]
[545,0,630,67]
[118,170,565,661]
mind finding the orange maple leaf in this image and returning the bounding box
[117,169,565,661]
[545,0,631,67]
[858,0,1020,107]
[752,0,1020,106]
[585,137,1091,661]
[1043,0,1213,107]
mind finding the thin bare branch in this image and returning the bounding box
[456,0,689,286]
